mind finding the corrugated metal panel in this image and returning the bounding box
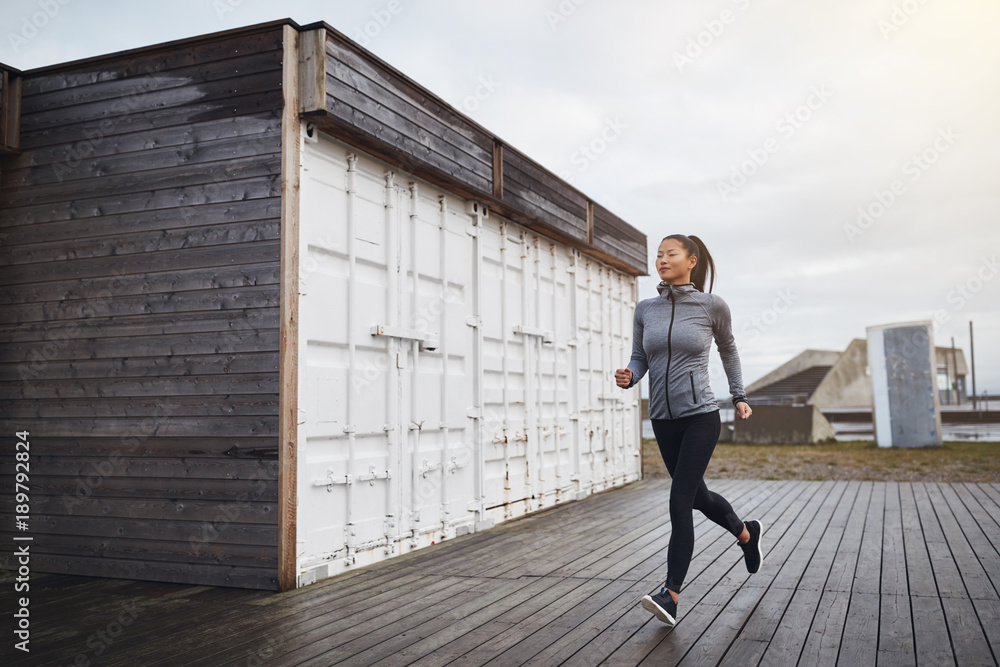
[295,130,641,584]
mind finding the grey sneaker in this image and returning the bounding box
[640,587,677,626]
[740,520,763,574]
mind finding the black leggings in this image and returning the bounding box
[651,409,745,592]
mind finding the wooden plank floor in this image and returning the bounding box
[3,479,1000,666]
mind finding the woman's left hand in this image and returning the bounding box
[736,401,752,420]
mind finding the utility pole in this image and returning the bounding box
[950,337,960,405]
[969,320,977,410]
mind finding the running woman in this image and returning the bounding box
[615,233,763,627]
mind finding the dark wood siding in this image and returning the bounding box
[322,32,494,193]
[0,28,284,589]
[502,146,589,244]
[592,202,646,271]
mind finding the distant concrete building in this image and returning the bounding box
[744,338,969,410]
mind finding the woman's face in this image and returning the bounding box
[656,239,697,284]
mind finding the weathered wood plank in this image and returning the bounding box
[277,21,300,594]
[324,34,493,163]
[605,481,816,664]
[2,480,999,665]
[503,148,588,243]
[935,483,1000,600]
[186,573,541,667]
[20,29,284,96]
[12,553,277,590]
[323,65,492,180]
[16,96,281,153]
[788,480,860,592]
[878,593,916,666]
[0,328,279,362]
[882,481,909,597]
[0,350,278,381]
[0,151,281,210]
[899,482,940,598]
[0,189,281,245]
[0,286,277,326]
[0,304,276,344]
[0,415,277,437]
[19,49,284,117]
[3,393,277,419]
[852,481,885,595]
[678,481,834,665]
[797,589,851,666]
[4,374,277,400]
[508,479,746,581]
[8,533,278,568]
[765,480,846,590]
[913,483,969,598]
[824,481,874,593]
[4,130,282,191]
[943,596,996,666]
[0,166,280,228]
[0,473,278,502]
[757,587,821,666]
[910,594,957,666]
[18,68,282,134]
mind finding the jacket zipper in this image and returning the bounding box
[664,287,676,419]
[689,371,696,403]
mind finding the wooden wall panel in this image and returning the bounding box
[0,28,284,589]
[320,34,494,192]
[592,202,647,271]
[503,146,589,244]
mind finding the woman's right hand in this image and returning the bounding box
[615,368,633,388]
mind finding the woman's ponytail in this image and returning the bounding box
[688,235,716,293]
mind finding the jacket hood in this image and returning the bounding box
[656,281,698,297]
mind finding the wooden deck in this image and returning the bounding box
[4,479,1000,666]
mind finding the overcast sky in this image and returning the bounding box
[3,0,999,399]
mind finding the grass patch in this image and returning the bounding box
[642,438,1000,482]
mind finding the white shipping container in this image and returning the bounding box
[295,130,642,585]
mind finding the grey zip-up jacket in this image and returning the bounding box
[624,281,748,420]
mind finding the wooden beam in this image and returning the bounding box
[0,69,22,154]
[586,200,594,246]
[298,28,326,114]
[278,23,301,592]
[492,139,503,199]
